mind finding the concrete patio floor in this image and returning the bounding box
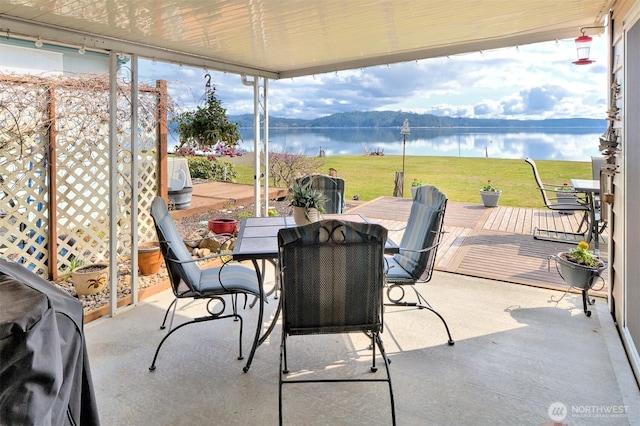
[85,268,640,425]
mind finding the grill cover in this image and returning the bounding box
[0,257,100,425]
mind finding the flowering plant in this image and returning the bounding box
[566,241,597,267]
[556,183,574,191]
[411,178,423,187]
[481,179,499,192]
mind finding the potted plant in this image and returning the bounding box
[71,263,109,296]
[554,182,579,214]
[138,241,163,275]
[550,241,606,317]
[171,87,241,154]
[410,178,424,199]
[479,179,501,207]
[289,180,328,225]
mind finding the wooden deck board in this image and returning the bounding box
[355,196,608,296]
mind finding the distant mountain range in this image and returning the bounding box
[228,110,606,129]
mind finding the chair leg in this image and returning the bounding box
[149,311,243,370]
[532,210,591,244]
[370,332,377,372]
[279,331,396,426]
[411,287,455,346]
[385,284,455,346]
[159,298,178,330]
[374,332,396,426]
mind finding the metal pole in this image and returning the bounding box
[108,52,118,317]
[402,133,406,196]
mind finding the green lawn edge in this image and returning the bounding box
[230,155,592,209]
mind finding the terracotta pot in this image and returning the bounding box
[138,241,162,275]
[208,218,238,234]
[72,263,109,296]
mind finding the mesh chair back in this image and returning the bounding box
[150,197,201,295]
[392,185,446,281]
[278,220,387,335]
[296,175,346,214]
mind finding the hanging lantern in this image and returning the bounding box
[573,34,595,65]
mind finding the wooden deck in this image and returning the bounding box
[349,196,609,297]
[174,183,609,297]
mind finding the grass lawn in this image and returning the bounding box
[230,155,592,209]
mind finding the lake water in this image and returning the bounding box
[168,127,606,161]
[235,127,606,162]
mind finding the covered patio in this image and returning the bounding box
[3,1,640,422]
[84,189,639,425]
[86,266,638,425]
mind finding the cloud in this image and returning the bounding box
[139,37,608,121]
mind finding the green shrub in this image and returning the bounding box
[186,156,237,181]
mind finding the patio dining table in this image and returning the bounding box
[571,179,604,254]
[232,213,398,370]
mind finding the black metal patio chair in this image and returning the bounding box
[524,158,591,244]
[148,196,264,372]
[384,185,455,345]
[277,219,395,425]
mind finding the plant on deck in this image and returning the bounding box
[481,179,499,192]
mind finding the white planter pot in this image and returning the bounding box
[71,263,109,296]
[410,186,421,199]
[479,190,501,207]
[293,206,321,225]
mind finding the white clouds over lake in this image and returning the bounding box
[140,36,608,121]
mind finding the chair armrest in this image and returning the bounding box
[396,241,441,255]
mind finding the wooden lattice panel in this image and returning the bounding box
[1,74,164,278]
[0,80,50,275]
[137,92,161,244]
[56,85,111,267]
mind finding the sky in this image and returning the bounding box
[138,35,609,122]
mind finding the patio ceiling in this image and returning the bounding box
[0,0,612,79]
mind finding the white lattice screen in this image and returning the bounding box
[0,75,165,278]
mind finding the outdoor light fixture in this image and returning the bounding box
[34,36,43,48]
[78,45,86,54]
[573,29,595,65]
